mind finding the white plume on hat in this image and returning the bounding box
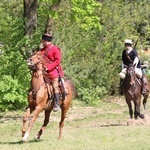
[124,39,132,44]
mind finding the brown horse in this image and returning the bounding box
[122,66,149,119]
[22,51,73,141]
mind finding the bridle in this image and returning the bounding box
[126,66,136,87]
[27,53,46,77]
[125,66,142,96]
[27,54,42,71]
[27,53,47,98]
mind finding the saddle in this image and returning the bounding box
[43,71,67,100]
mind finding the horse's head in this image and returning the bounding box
[27,51,43,70]
[126,65,137,86]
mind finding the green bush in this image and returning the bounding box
[0,75,27,111]
[78,86,107,106]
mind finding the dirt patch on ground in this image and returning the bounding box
[1,96,150,127]
[47,97,150,127]
[127,114,150,125]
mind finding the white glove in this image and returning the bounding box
[133,57,139,68]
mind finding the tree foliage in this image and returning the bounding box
[0,0,150,110]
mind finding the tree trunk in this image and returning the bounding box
[23,0,37,35]
[44,0,61,34]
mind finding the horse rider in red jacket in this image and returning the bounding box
[40,33,64,112]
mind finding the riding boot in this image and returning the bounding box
[53,93,60,112]
[141,77,147,95]
[119,78,124,95]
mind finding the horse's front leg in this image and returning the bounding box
[134,97,144,119]
[22,106,43,142]
[125,98,133,119]
[22,106,34,138]
[35,108,52,140]
[134,103,138,119]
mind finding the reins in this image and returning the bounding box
[31,82,46,97]
[32,69,45,77]
[129,68,141,86]
[124,67,141,95]
[28,54,48,98]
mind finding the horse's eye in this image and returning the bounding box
[28,58,32,62]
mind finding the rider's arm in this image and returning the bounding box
[46,46,61,72]
[122,61,124,69]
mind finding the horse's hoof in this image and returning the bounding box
[35,135,40,140]
[22,132,29,142]
[22,137,27,142]
[139,114,145,119]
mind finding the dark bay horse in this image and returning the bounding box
[122,66,149,120]
[22,51,73,141]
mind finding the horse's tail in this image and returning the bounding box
[65,79,77,98]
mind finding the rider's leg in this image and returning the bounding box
[141,74,148,95]
[51,78,60,112]
[119,68,126,95]
[53,93,60,112]
[119,78,124,95]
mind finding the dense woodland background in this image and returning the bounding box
[0,0,150,111]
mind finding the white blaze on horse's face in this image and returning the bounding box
[27,58,32,66]
[27,54,39,69]
[128,67,136,86]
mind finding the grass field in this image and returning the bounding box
[0,96,150,150]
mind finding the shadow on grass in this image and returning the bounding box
[0,116,23,123]
[0,139,44,145]
[75,123,127,128]
[99,123,127,127]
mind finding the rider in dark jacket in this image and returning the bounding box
[120,39,147,95]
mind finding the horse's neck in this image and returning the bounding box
[31,69,45,90]
[125,75,138,87]
[125,77,131,83]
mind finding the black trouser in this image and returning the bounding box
[119,78,124,95]
[54,93,60,106]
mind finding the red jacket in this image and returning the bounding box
[41,43,64,78]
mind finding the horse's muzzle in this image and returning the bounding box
[130,81,135,87]
[27,59,36,70]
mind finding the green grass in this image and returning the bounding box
[0,97,150,150]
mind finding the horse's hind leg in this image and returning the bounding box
[35,109,52,140]
[58,104,70,140]
[143,94,148,110]
[22,106,34,137]
[58,84,73,139]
